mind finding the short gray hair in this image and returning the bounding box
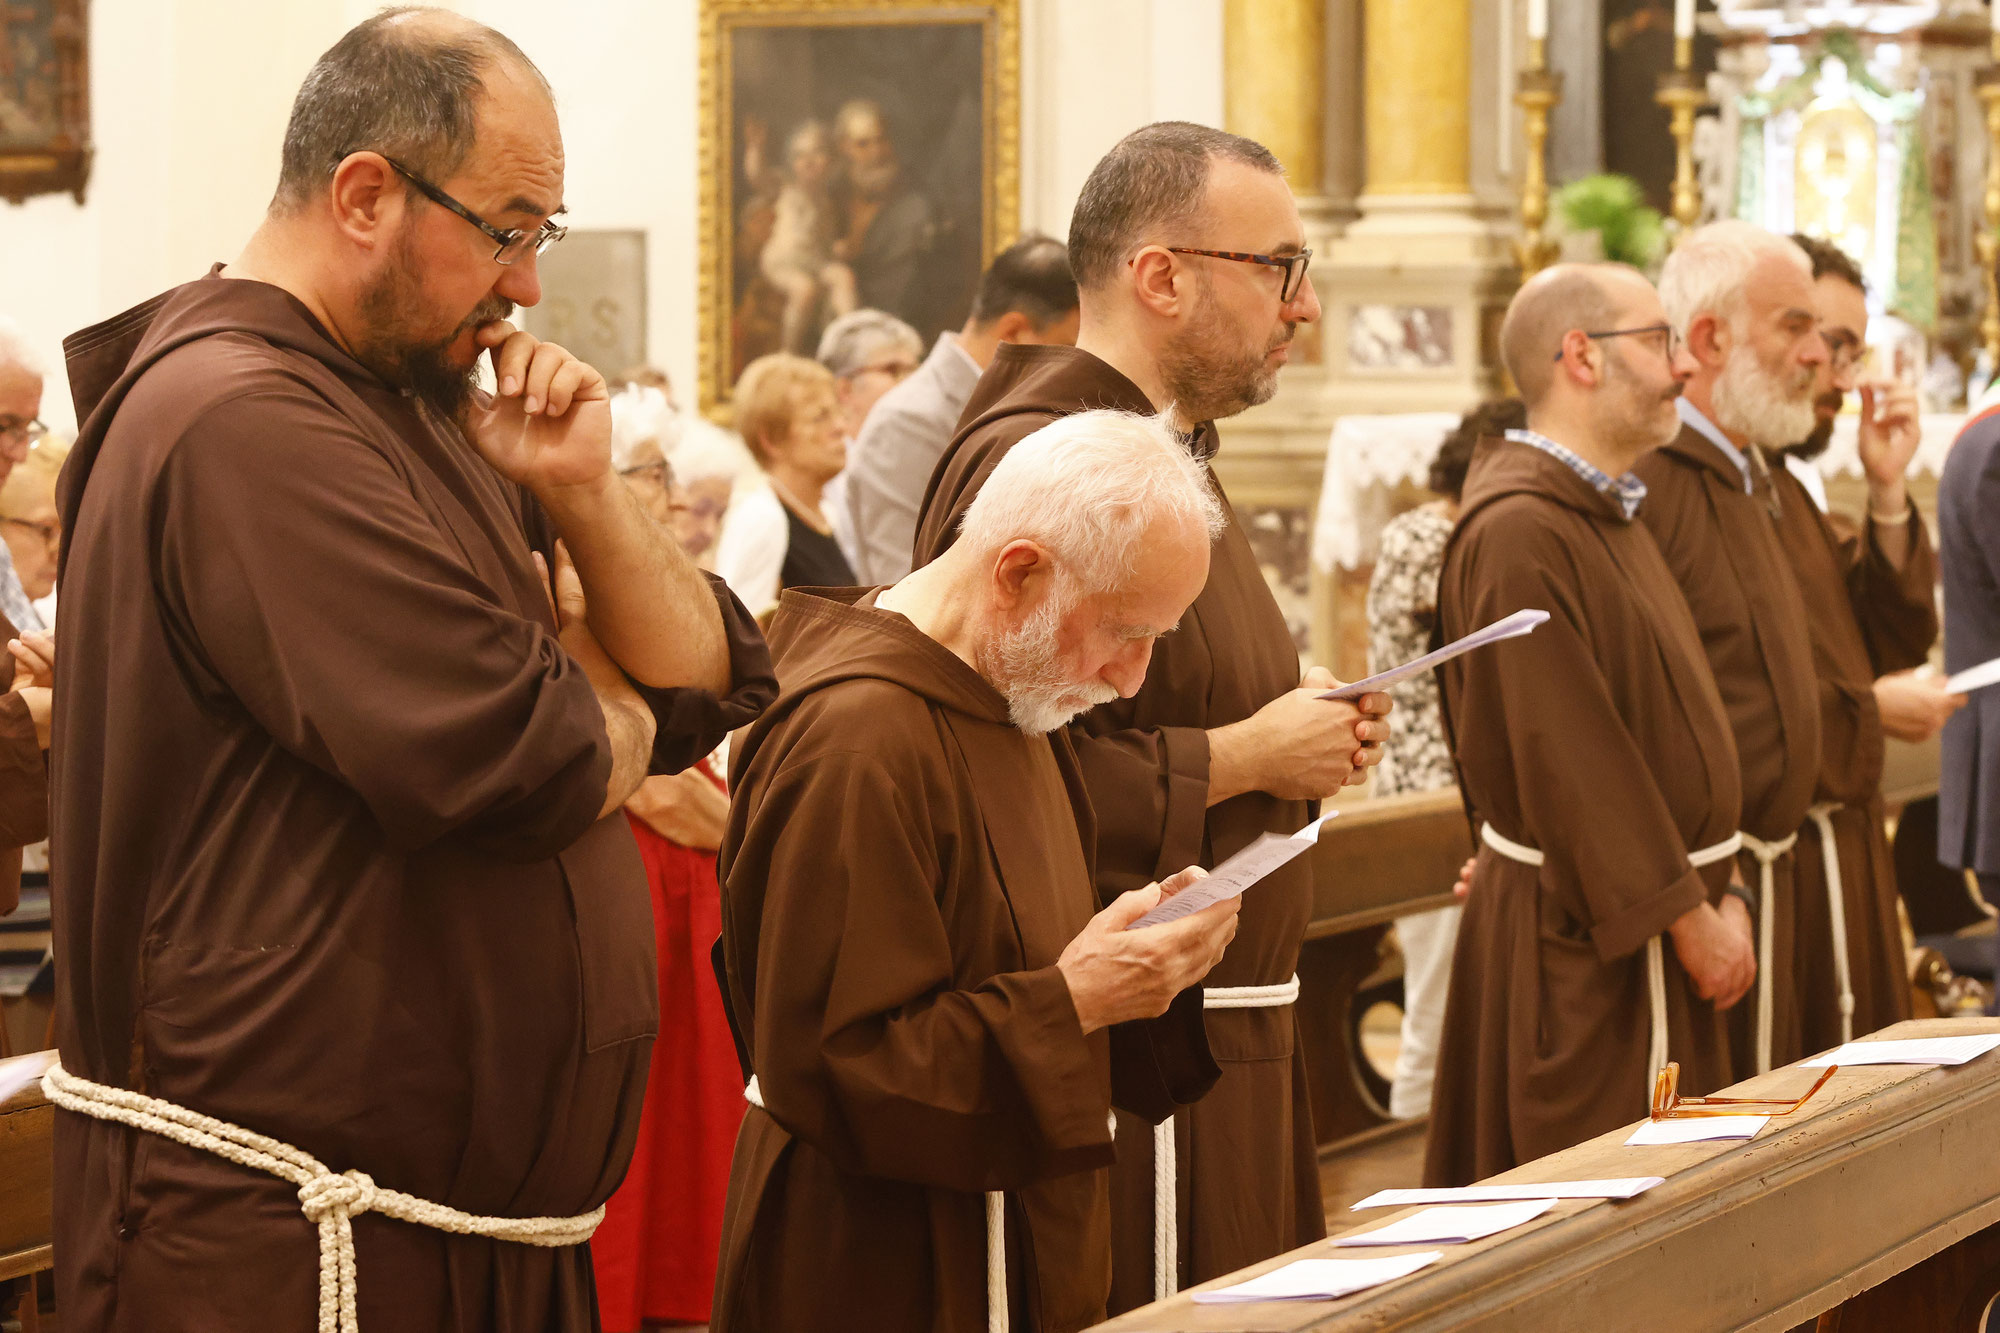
[815,308,922,379]
[1658,220,1810,337]
[0,316,43,378]
[1068,121,1282,291]
[272,7,547,211]
[957,409,1226,594]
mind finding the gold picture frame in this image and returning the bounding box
[698,0,1020,415]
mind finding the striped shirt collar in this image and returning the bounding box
[1504,428,1648,521]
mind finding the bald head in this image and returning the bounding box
[1501,264,1651,407]
[273,6,549,212]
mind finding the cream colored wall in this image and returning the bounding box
[0,0,1228,434]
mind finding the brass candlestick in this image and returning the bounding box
[1655,65,1706,242]
[1515,59,1563,280]
[1978,66,2000,367]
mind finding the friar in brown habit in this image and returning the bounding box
[47,14,776,1332]
[714,409,1240,1333]
[1638,221,1827,1077]
[913,123,1392,1306]
[1763,234,1955,1050]
[1426,263,1754,1188]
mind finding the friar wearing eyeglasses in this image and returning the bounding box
[1634,222,1828,1081]
[914,122,1394,1308]
[1758,235,1945,1055]
[1425,262,1750,1188]
[46,12,775,1333]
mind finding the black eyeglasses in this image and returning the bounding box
[1165,247,1314,303]
[0,418,47,446]
[367,155,568,265]
[1821,327,1864,375]
[1556,323,1682,362]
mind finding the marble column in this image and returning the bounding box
[1223,0,1325,193]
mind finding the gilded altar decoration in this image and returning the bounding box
[698,0,1021,413]
[0,0,90,205]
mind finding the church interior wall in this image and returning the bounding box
[1,0,1232,435]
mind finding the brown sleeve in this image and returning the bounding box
[628,574,777,775]
[0,692,48,849]
[1848,500,1939,676]
[730,742,1115,1193]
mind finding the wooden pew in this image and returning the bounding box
[1095,1018,2000,1331]
[1297,787,1470,1149]
[0,1050,53,1333]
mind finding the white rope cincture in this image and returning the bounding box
[1644,937,1670,1098]
[42,1061,601,1333]
[749,1074,1009,1329]
[1142,975,1304,1302]
[1480,825,1741,1099]
[1806,802,1855,1044]
[1739,830,1799,1074]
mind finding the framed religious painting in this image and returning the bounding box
[699,0,1020,413]
[0,0,91,204]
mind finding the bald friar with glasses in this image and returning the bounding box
[1425,262,1755,1188]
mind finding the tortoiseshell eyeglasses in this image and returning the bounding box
[1165,247,1313,303]
[1650,1060,1837,1121]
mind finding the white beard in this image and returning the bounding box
[1711,344,1816,448]
[982,592,1119,736]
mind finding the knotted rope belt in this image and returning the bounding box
[42,1061,603,1333]
[1805,801,1855,1045]
[1739,830,1799,1074]
[1144,974,1300,1302]
[1479,823,1743,1097]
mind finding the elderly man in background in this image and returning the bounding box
[816,306,922,441]
[915,121,1390,1306]
[1428,264,1749,1186]
[715,408,1236,1332]
[48,11,775,1331]
[0,316,52,918]
[831,98,936,317]
[1639,220,1825,1078]
[843,233,1079,585]
[1762,234,1946,1052]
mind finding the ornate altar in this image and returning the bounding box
[1706,2,1996,394]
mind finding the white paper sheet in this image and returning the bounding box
[0,1051,53,1106]
[1124,812,1339,930]
[1331,1198,1555,1247]
[1801,1033,2000,1067]
[1945,657,2000,695]
[1319,609,1550,701]
[1623,1114,1769,1145]
[1189,1251,1443,1304]
[1350,1177,1664,1209]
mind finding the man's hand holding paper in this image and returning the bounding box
[1058,866,1239,1036]
[1207,671,1393,806]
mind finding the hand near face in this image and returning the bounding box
[1855,380,1921,491]
[463,321,614,494]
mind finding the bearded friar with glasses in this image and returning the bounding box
[44,11,778,1333]
[914,121,1393,1310]
[1759,234,1946,1064]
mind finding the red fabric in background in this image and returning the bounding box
[593,762,742,1330]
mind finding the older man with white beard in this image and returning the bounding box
[1636,220,1825,1078]
[714,408,1240,1333]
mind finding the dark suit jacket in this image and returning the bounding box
[1939,407,2000,872]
